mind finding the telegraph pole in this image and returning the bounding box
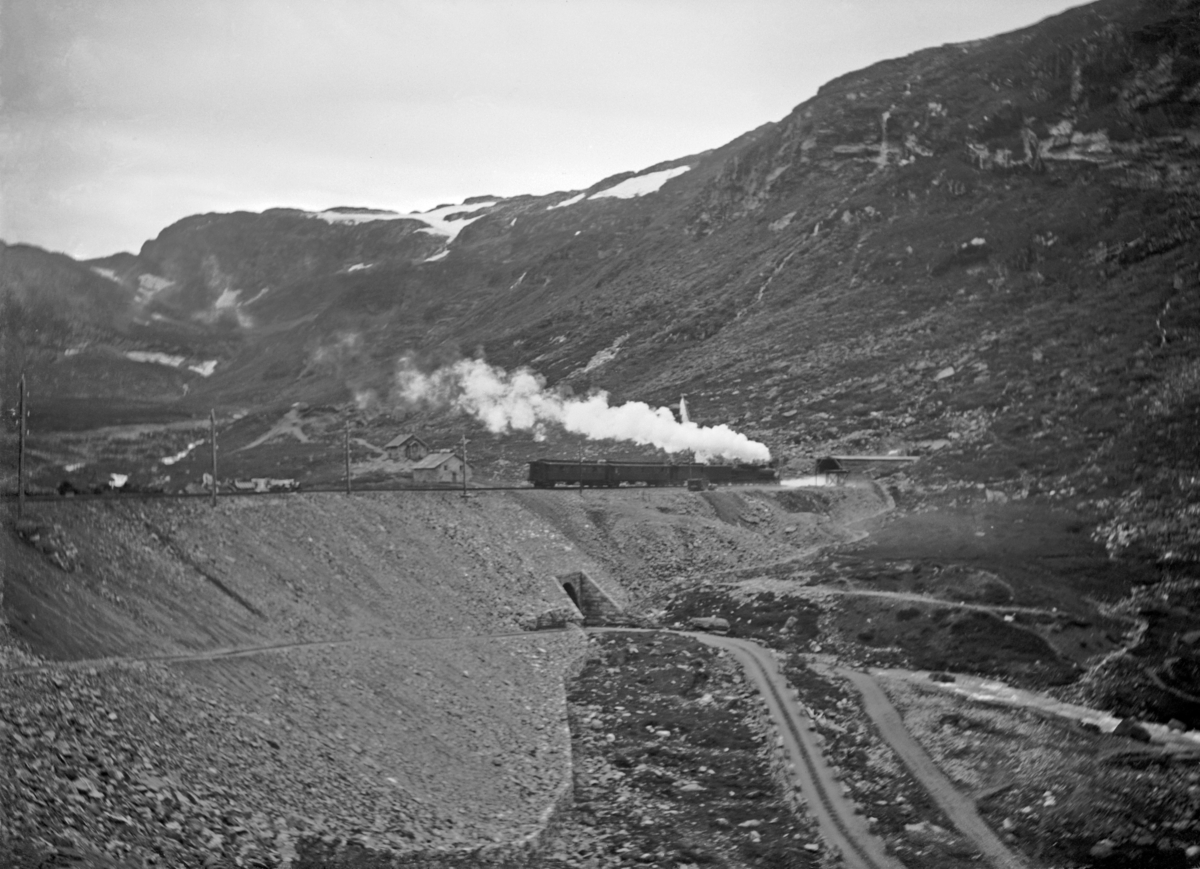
[209,409,218,507]
[459,433,469,498]
[344,420,352,495]
[17,373,27,519]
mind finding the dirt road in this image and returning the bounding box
[692,634,906,869]
[4,628,571,676]
[839,669,1031,869]
[723,580,1068,618]
[593,627,904,869]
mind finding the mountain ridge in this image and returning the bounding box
[2,0,1198,560]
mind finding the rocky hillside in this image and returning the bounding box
[3,0,1199,558]
[2,491,597,866]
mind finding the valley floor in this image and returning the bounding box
[2,480,1199,868]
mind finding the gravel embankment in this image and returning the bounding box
[2,626,587,867]
[2,492,596,866]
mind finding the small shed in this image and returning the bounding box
[412,451,471,486]
[816,455,918,474]
[384,433,430,462]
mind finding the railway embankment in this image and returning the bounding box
[1,492,598,867]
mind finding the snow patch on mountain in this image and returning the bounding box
[546,192,585,210]
[125,351,218,377]
[137,274,173,304]
[215,288,240,309]
[308,200,495,242]
[161,440,204,466]
[91,267,119,282]
[422,249,450,263]
[202,287,255,328]
[581,334,629,374]
[347,263,371,272]
[188,360,218,377]
[589,166,690,200]
[241,287,269,306]
[127,351,186,368]
[411,201,496,240]
[310,210,401,225]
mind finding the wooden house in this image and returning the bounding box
[384,433,430,462]
[412,451,471,485]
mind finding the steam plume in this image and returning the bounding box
[396,358,770,463]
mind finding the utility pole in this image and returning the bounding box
[578,440,584,495]
[459,433,469,498]
[17,372,26,519]
[344,420,352,495]
[209,409,218,507]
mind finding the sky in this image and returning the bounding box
[1,0,1085,260]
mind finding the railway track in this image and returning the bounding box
[1,483,783,505]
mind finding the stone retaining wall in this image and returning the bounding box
[560,572,623,625]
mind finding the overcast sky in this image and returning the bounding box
[1,0,1084,260]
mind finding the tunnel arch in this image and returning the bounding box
[555,571,622,625]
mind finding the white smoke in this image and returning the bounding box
[395,357,771,463]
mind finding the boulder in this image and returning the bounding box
[688,616,730,633]
[1113,718,1152,743]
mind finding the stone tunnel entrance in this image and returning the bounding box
[557,571,622,625]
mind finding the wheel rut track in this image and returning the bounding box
[729,640,896,869]
[3,628,570,676]
[591,627,903,869]
[839,669,1032,869]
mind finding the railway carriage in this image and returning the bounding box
[528,459,776,488]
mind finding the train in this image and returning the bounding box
[528,459,778,488]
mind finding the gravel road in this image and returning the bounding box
[593,628,904,869]
[839,669,1031,869]
[690,634,906,869]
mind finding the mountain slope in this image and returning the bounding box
[2,0,1198,556]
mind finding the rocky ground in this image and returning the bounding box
[2,492,593,867]
[877,674,1200,869]
[4,475,1199,868]
[646,493,1200,868]
[0,627,585,868]
[511,482,892,605]
[533,630,817,869]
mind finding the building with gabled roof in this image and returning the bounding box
[412,451,471,486]
[384,433,430,462]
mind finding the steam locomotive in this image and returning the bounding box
[528,459,778,488]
